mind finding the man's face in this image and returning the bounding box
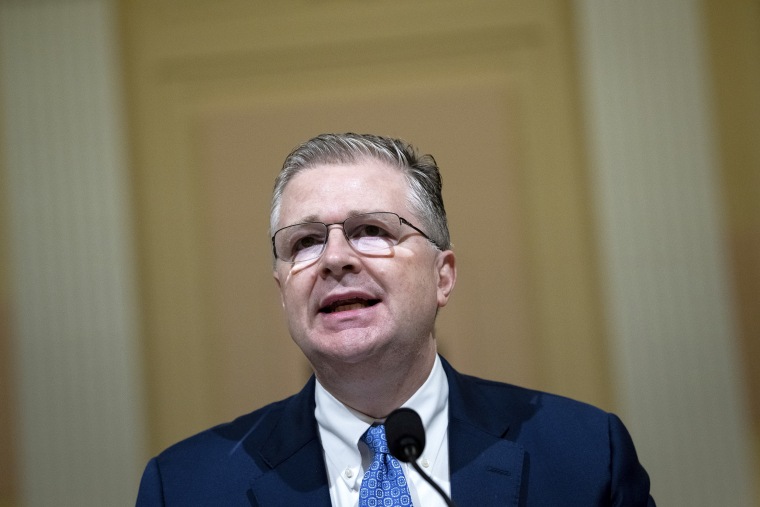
[272,159,456,373]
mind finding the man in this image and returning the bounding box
[137,133,655,506]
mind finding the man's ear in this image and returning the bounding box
[435,250,457,308]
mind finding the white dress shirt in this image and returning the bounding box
[315,354,451,507]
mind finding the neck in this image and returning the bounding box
[314,345,436,419]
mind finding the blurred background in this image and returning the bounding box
[1,0,758,505]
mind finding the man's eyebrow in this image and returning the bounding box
[296,214,320,223]
[293,210,377,224]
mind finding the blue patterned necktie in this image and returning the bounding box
[359,424,414,507]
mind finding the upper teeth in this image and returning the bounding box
[332,302,366,313]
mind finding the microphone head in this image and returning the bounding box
[386,408,426,463]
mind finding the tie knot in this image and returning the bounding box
[362,424,390,455]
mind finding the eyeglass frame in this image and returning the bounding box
[271,211,437,263]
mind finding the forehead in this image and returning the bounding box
[278,160,411,225]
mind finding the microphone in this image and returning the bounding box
[386,408,457,507]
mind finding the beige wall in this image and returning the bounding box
[0,84,18,507]
[575,1,758,504]
[705,0,760,459]
[121,0,610,453]
[1,0,145,505]
[0,0,757,505]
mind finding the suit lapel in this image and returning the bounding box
[248,377,332,506]
[247,360,526,506]
[443,358,525,507]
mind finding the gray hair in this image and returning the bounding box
[270,133,451,250]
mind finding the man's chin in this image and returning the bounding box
[305,333,389,367]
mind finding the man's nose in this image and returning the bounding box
[318,226,359,274]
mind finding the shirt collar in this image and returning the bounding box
[315,355,449,489]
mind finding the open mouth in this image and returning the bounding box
[320,298,381,314]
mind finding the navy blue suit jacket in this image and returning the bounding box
[137,358,654,506]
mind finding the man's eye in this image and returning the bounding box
[357,224,390,238]
[293,235,323,252]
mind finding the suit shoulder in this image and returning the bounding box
[454,369,611,429]
[138,395,303,506]
[155,394,294,464]
[468,376,653,504]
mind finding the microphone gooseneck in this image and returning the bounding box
[385,408,458,507]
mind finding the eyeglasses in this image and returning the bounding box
[272,211,434,263]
